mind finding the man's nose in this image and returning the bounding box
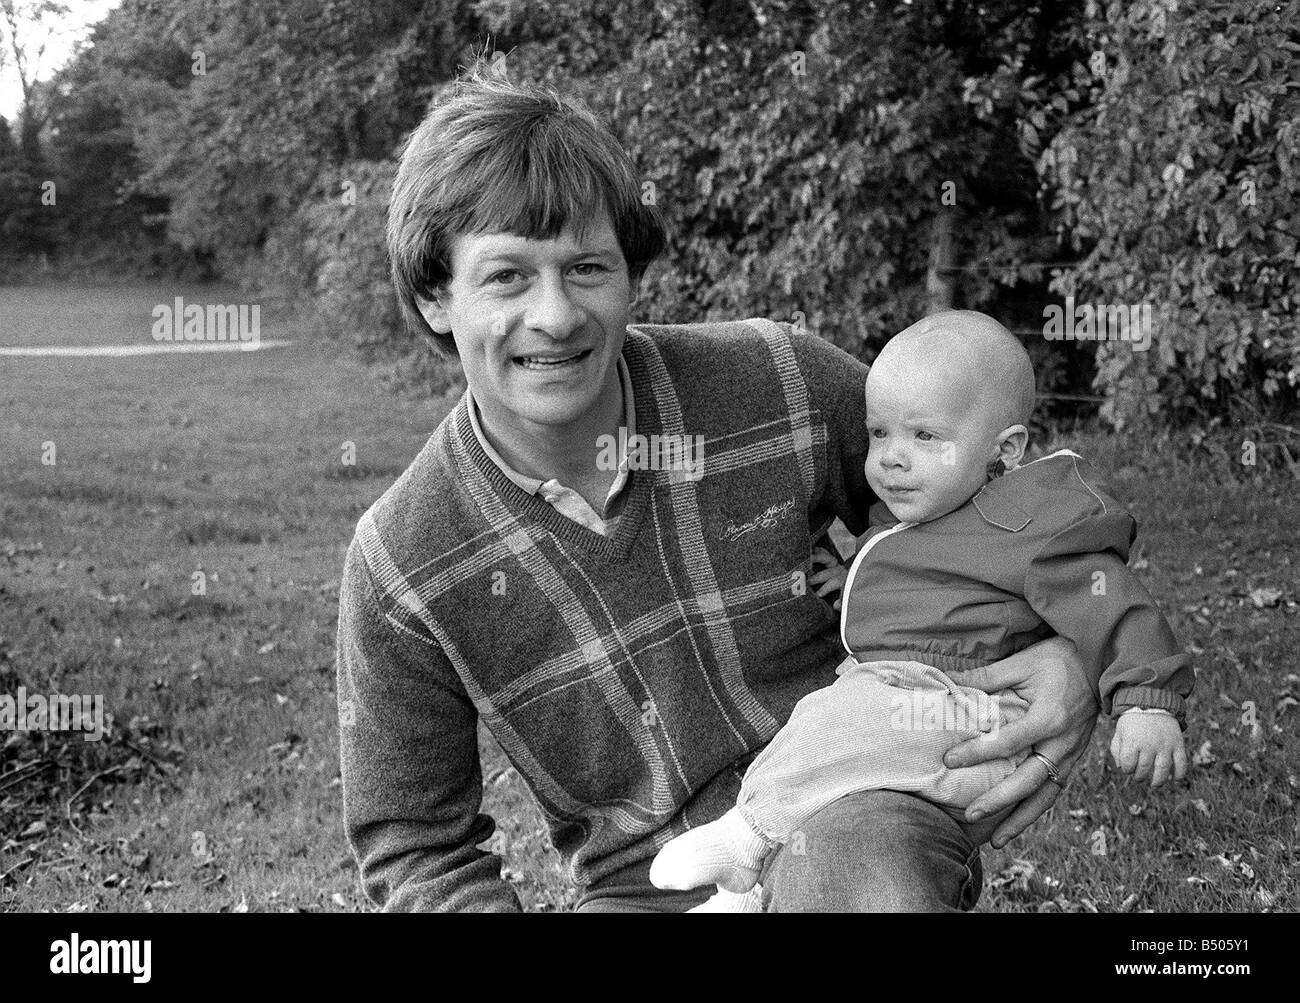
[523,273,586,339]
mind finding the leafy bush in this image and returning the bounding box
[255,157,465,398]
[30,0,1299,427]
[1043,0,1300,427]
[490,0,1084,366]
[279,0,1081,400]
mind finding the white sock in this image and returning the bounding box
[688,885,765,913]
[649,807,768,893]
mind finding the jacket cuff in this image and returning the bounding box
[1111,685,1186,726]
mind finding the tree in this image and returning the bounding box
[0,0,70,159]
[116,0,476,270]
[1043,0,1300,426]
[0,0,70,255]
[43,10,177,255]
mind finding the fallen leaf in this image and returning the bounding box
[1249,587,1283,608]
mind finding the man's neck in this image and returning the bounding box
[476,369,624,489]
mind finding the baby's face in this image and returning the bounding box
[863,355,1001,524]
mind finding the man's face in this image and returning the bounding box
[419,212,632,437]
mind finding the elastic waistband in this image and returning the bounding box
[848,649,990,677]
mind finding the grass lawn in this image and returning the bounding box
[1,282,1296,912]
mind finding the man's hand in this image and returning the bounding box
[942,637,1098,849]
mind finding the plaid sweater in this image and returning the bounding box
[336,318,882,912]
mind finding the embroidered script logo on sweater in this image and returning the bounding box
[719,498,797,542]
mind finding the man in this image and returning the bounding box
[336,68,1099,912]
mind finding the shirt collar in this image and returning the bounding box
[467,353,636,496]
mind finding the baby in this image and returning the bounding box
[650,310,1194,912]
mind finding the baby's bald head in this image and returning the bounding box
[877,310,1035,429]
[864,311,1035,523]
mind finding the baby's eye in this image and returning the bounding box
[868,428,886,438]
[916,431,935,442]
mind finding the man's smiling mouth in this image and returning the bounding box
[513,349,592,370]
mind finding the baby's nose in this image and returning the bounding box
[879,444,906,468]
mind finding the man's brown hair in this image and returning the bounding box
[387,65,666,356]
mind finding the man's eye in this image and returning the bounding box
[916,431,935,442]
[572,262,609,277]
[488,270,522,285]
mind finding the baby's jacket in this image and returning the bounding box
[840,450,1193,721]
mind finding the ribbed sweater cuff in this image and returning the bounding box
[1111,685,1186,725]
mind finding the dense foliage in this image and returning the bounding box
[2,0,1295,423]
[1044,0,1300,426]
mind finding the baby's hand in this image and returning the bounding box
[1110,710,1187,787]
[809,547,849,610]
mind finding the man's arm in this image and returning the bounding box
[943,636,1098,848]
[337,540,521,912]
[783,324,875,537]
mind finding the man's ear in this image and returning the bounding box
[416,291,452,335]
[996,424,1029,471]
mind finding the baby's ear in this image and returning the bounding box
[996,424,1030,470]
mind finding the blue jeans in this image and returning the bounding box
[574,789,984,913]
